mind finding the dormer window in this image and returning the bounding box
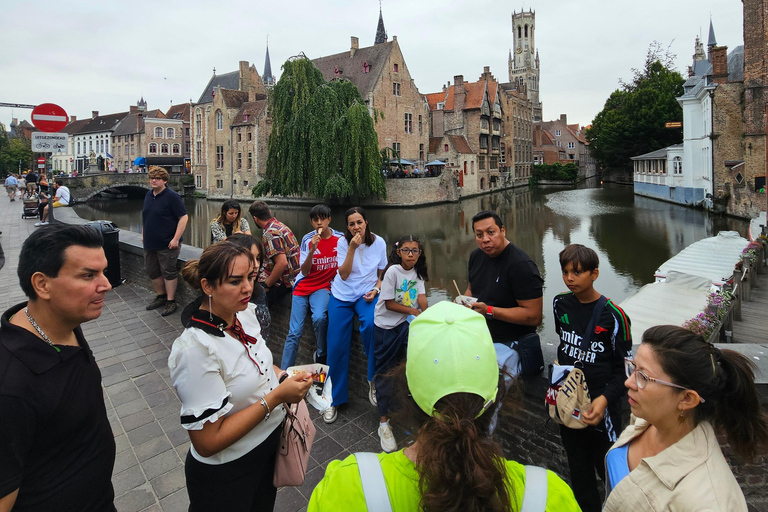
[363,61,370,73]
[393,63,399,72]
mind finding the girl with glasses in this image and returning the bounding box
[372,235,429,452]
[603,325,768,511]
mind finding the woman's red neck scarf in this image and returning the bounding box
[225,316,264,375]
[188,309,264,375]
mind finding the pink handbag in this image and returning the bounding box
[273,399,316,487]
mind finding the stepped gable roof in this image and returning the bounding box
[448,135,473,154]
[221,89,250,109]
[60,118,90,135]
[231,97,268,126]
[197,70,240,104]
[429,137,443,153]
[112,109,165,137]
[424,91,447,111]
[79,112,129,134]
[311,40,394,98]
[166,103,190,121]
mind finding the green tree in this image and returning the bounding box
[0,128,33,176]
[254,56,385,200]
[587,42,685,173]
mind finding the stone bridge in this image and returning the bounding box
[54,173,192,201]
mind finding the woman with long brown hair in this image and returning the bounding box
[309,301,580,512]
[210,199,251,243]
[604,325,768,511]
[168,241,311,511]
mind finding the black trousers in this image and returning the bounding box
[185,428,281,512]
[265,284,291,309]
[559,425,614,512]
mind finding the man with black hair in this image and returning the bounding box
[0,224,116,512]
[249,201,300,307]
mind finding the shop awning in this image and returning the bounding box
[425,160,446,166]
[389,158,415,166]
[133,157,146,166]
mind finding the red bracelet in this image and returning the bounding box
[487,305,493,317]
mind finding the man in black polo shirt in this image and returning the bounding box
[0,224,116,511]
[465,210,544,374]
[142,166,188,316]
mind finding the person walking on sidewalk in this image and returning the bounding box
[142,166,188,316]
[5,174,18,202]
[0,225,116,511]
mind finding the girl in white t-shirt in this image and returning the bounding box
[373,235,428,452]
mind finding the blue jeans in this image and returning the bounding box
[326,294,378,406]
[280,289,331,370]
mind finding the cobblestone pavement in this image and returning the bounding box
[0,196,402,512]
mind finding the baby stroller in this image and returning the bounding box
[22,193,40,219]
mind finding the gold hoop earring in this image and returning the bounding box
[208,294,213,322]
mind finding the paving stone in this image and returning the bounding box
[275,486,308,512]
[102,370,131,387]
[110,387,143,407]
[128,363,157,378]
[327,422,367,447]
[158,489,189,512]
[149,466,186,499]
[124,356,152,370]
[112,465,148,496]
[114,486,157,512]
[114,433,132,454]
[116,398,150,419]
[113,449,139,474]
[144,389,177,408]
[308,436,343,465]
[128,421,165,447]
[121,409,157,432]
[141,449,182,481]
[134,434,174,463]
[166,427,189,448]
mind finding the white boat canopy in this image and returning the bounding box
[655,231,750,286]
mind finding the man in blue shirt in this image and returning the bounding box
[5,174,18,202]
[142,167,188,316]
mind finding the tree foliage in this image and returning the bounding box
[587,42,685,172]
[254,56,385,200]
[0,126,33,176]
[531,162,578,182]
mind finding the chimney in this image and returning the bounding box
[92,111,99,119]
[70,115,77,122]
[350,36,359,57]
[560,114,567,124]
[710,46,729,83]
[453,75,465,111]
[130,105,138,114]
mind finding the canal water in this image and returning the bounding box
[73,184,749,344]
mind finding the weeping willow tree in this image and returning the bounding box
[253,56,386,200]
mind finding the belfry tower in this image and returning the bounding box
[509,9,542,121]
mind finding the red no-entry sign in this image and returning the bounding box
[37,157,46,164]
[31,103,69,132]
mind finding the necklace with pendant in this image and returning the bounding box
[24,306,61,352]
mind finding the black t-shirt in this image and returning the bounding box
[142,187,187,251]
[553,292,632,425]
[467,243,543,343]
[0,303,116,512]
[25,173,38,184]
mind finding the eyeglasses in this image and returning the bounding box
[398,248,421,256]
[624,357,705,402]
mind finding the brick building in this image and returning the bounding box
[710,0,768,219]
[534,114,595,178]
[532,124,568,165]
[190,61,269,197]
[499,81,534,180]
[311,26,429,168]
[111,99,165,173]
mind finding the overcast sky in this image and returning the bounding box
[0,0,743,130]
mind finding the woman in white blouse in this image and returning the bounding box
[169,241,311,511]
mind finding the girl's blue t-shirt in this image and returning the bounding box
[606,443,630,490]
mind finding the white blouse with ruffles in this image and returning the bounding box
[168,303,285,464]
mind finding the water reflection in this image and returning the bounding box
[74,184,748,343]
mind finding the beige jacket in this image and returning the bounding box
[603,418,747,512]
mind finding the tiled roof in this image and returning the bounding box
[79,112,129,135]
[60,118,90,135]
[221,90,250,109]
[448,135,473,154]
[311,41,394,98]
[112,110,165,137]
[166,103,190,122]
[631,144,683,160]
[197,71,240,104]
[17,120,33,129]
[424,91,447,111]
[429,78,497,112]
[429,137,443,153]
[232,99,268,126]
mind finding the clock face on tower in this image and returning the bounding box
[516,47,522,54]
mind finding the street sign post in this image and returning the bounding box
[37,157,45,164]
[31,103,68,132]
[32,132,68,153]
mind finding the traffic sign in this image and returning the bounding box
[37,157,46,164]
[31,103,68,132]
[32,132,69,153]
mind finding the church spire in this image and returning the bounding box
[263,36,275,87]
[375,2,387,45]
[707,19,717,47]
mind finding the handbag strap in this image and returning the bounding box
[521,465,548,512]
[579,295,607,353]
[355,452,394,512]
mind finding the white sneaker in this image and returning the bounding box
[369,381,377,406]
[34,221,48,227]
[378,422,397,453]
[322,406,337,424]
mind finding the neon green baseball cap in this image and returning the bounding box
[406,301,499,417]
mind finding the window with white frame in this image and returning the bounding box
[216,110,223,130]
[196,142,202,164]
[393,83,401,96]
[567,142,575,149]
[216,145,224,168]
[155,127,163,137]
[172,144,180,154]
[167,128,174,139]
[195,174,202,188]
[196,111,202,135]
[149,143,157,154]
[161,144,169,154]
[404,113,413,134]
[555,130,561,137]
[673,156,683,174]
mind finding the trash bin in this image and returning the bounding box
[85,220,121,287]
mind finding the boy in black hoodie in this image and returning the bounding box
[553,244,632,512]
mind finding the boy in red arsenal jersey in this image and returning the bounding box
[280,205,344,369]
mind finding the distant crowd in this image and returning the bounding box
[1,164,766,512]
